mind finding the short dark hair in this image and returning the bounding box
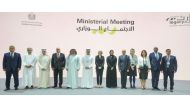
[166,49,171,52]
[109,49,114,53]
[130,48,135,51]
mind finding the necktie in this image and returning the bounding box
[10,52,14,58]
[166,56,170,68]
[155,53,159,60]
[57,53,60,58]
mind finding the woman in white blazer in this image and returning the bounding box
[138,50,151,90]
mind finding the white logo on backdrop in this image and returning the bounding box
[166,14,190,26]
[21,13,43,26]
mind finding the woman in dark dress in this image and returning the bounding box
[106,50,117,88]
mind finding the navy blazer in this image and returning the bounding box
[3,52,22,72]
[149,52,162,71]
[161,55,177,73]
[95,55,105,70]
[118,55,130,72]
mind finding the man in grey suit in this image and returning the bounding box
[51,48,66,88]
[161,49,177,92]
[118,49,130,89]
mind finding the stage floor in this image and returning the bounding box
[0,78,189,95]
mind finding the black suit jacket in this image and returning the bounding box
[161,55,177,73]
[3,52,22,72]
[51,53,66,70]
[95,55,105,70]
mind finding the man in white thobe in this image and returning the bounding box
[66,49,80,89]
[38,49,50,88]
[23,48,37,89]
[81,49,94,89]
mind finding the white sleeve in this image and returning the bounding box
[76,56,80,70]
[31,56,37,67]
[65,57,69,69]
[22,55,27,66]
[89,57,93,68]
[147,58,151,69]
[137,57,141,68]
[38,56,43,69]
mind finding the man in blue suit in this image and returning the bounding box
[3,45,22,91]
[118,49,130,89]
[149,47,162,90]
[161,49,177,92]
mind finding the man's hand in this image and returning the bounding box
[138,69,140,73]
[131,66,134,71]
[25,65,32,68]
[98,66,102,69]
[85,67,89,69]
[41,68,46,70]
[18,68,21,71]
[148,69,151,72]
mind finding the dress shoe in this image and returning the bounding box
[170,89,173,92]
[133,85,136,88]
[15,87,18,90]
[155,87,161,91]
[164,88,167,91]
[25,86,29,89]
[130,85,133,88]
[4,88,10,91]
[52,86,57,88]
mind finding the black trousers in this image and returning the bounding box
[5,70,19,89]
[163,69,174,90]
[53,69,63,87]
[151,69,160,88]
[96,69,103,85]
[120,70,127,88]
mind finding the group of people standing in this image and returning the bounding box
[2,46,177,92]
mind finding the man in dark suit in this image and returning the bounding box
[161,49,177,92]
[3,45,22,91]
[149,47,162,90]
[118,49,130,89]
[51,48,66,88]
